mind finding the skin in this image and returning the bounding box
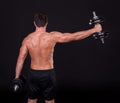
[15,21,102,103]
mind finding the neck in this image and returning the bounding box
[35,27,46,33]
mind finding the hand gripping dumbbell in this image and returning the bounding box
[12,75,26,93]
[89,11,109,44]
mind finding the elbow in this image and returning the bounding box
[75,36,84,40]
[70,34,81,41]
[73,32,87,40]
[17,56,25,64]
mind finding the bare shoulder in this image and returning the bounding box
[22,32,33,45]
[50,31,64,39]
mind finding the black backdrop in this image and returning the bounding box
[0,0,120,103]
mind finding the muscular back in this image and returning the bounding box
[25,31,56,70]
[18,24,101,71]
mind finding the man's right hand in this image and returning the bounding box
[94,24,102,33]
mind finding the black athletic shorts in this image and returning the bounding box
[27,68,57,100]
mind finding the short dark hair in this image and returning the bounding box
[34,12,48,27]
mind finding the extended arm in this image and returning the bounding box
[15,41,28,78]
[53,24,102,43]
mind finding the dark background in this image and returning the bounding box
[0,0,120,103]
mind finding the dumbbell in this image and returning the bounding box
[89,11,109,44]
[12,75,26,93]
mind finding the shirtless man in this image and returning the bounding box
[15,12,102,103]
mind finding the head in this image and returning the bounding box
[34,12,48,28]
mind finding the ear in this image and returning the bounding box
[33,21,36,27]
[45,23,48,27]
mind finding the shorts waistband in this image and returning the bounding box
[29,68,55,72]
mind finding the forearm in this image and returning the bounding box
[15,59,24,78]
[72,28,96,40]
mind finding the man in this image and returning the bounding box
[15,12,102,103]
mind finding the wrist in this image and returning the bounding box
[15,75,19,79]
[92,28,97,34]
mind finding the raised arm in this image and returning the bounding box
[15,40,28,78]
[52,24,102,43]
